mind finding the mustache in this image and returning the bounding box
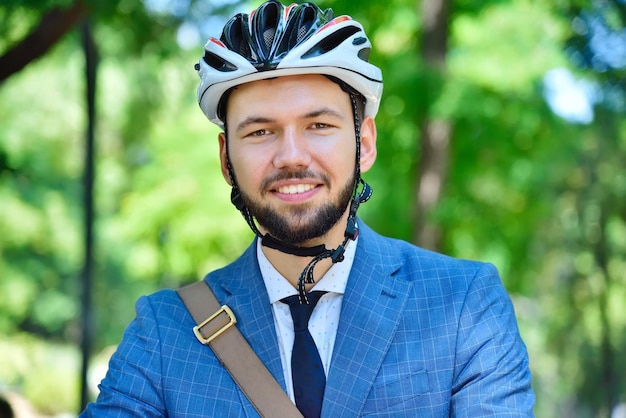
[260,170,330,191]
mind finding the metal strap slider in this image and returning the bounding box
[193,305,237,345]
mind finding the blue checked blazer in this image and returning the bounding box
[82,222,534,417]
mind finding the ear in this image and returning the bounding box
[218,132,233,185]
[358,116,377,173]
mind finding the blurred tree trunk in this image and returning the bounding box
[413,0,451,250]
[589,109,618,416]
[0,1,87,83]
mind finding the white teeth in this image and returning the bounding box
[277,184,315,194]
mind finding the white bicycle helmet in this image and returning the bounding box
[195,0,383,129]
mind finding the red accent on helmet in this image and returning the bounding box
[284,3,297,19]
[318,15,352,33]
[208,37,226,48]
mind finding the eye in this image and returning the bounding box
[311,122,331,129]
[246,129,269,138]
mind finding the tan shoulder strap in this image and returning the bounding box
[177,281,303,418]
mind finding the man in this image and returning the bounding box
[82,1,534,416]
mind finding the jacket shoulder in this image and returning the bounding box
[357,221,493,283]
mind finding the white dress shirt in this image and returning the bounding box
[257,237,357,402]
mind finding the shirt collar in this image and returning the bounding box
[257,236,358,304]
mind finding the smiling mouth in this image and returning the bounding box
[276,184,317,194]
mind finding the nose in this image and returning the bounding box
[272,128,312,169]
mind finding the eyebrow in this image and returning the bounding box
[234,116,275,133]
[303,107,345,120]
[234,107,345,133]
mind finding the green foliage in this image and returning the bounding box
[449,1,568,94]
[0,333,80,415]
[0,42,84,339]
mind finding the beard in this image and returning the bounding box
[239,170,356,246]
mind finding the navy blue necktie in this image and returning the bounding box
[281,291,327,418]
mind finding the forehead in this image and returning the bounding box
[225,74,351,122]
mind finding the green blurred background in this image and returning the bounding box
[0,0,625,416]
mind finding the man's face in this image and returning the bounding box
[219,74,376,246]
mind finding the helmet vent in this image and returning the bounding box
[297,23,310,43]
[221,13,254,60]
[203,51,237,72]
[301,26,360,59]
[263,27,276,51]
[280,4,319,50]
[357,47,371,62]
[252,0,280,61]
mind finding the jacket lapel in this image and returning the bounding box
[323,225,412,417]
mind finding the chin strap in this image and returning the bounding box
[294,178,372,304]
[261,234,327,257]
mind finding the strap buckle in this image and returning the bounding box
[193,305,237,345]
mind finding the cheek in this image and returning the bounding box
[333,139,357,170]
[229,149,266,188]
